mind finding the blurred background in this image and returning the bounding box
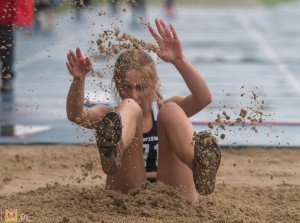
[0,0,299,147]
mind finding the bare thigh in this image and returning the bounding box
[105,99,147,193]
[156,102,197,203]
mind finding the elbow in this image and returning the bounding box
[200,94,212,108]
[67,111,78,124]
[67,112,75,123]
[67,110,88,127]
[206,94,212,106]
[201,93,212,108]
[66,104,84,124]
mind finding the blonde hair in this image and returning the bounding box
[112,48,162,103]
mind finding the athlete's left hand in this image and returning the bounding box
[148,18,183,63]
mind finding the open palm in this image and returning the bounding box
[148,19,183,63]
[66,48,92,79]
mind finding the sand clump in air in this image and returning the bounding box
[81,9,154,110]
[207,85,279,145]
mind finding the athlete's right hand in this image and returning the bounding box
[66,47,93,79]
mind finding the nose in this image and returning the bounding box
[128,88,139,101]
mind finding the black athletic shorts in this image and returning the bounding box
[147,178,156,183]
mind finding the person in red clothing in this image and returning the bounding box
[0,0,34,92]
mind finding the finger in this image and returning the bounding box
[170,24,178,40]
[70,50,77,62]
[156,48,164,59]
[76,47,83,59]
[66,62,72,74]
[85,57,93,71]
[155,18,166,38]
[160,19,172,38]
[68,50,76,63]
[85,57,91,66]
[147,43,161,55]
[67,51,75,66]
[148,43,159,52]
[148,22,162,42]
[149,43,163,56]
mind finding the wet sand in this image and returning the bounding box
[0,144,299,222]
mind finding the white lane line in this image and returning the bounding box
[15,36,76,70]
[0,125,52,137]
[235,10,300,95]
[14,125,52,137]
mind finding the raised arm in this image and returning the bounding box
[66,47,108,128]
[148,19,212,117]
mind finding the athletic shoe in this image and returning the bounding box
[95,110,124,175]
[192,131,221,195]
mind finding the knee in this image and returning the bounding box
[158,102,185,124]
[120,98,143,119]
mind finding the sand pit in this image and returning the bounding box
[0,144,299,222]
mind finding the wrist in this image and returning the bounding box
[172,55,186,67]
[72,76,85,83]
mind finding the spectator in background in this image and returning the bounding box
[129,0,147,28]
[164,0,175,18]
[73,0,92,20]
[34,0,60,32]
[109,0,121,15]
[0,0,34,92]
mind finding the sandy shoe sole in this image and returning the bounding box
[95,110,124,175]
[192,131,221,195]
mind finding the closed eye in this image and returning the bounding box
[136,85,148,91]
[123,84,148,91]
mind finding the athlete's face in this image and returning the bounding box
[118,69,153,113]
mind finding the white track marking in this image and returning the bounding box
[235,10,300,95]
